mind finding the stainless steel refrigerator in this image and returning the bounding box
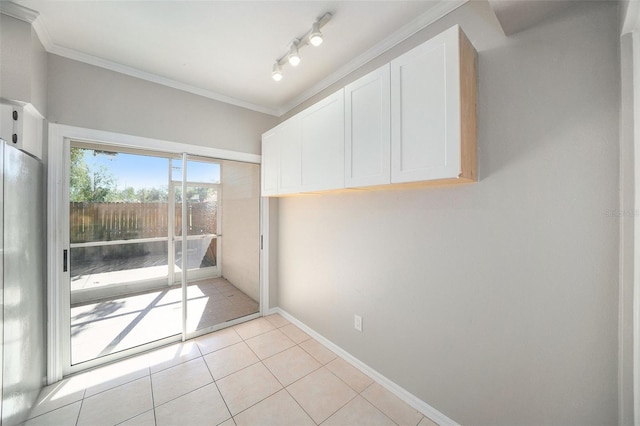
[0,141,46,426]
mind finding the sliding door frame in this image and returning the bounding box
[47,124,268,383]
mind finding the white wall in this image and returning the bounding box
[221,160,260,302]
[47,55,277,155]
[276,2,621,425]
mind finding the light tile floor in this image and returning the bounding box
[24,315,439,426]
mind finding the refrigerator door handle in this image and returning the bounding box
[63,249,68,272]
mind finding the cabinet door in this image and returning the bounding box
[261,130,279,196]
[277,116,302,194]
[390,26,461,183]
[299,90,345,192]
[345,65,391,188]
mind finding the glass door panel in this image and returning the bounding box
[179,157,261,336]
[186,159,261,335]
[173,184,220,279]
[65,144,261,370]
[69,144,180,365]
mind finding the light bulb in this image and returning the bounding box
[309,22,323,46]
[288,42,300,67]
[289,54,300,67]
[272,63,283,81]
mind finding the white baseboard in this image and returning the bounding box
[267,307,459,426]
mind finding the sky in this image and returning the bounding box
[83,149,221,190]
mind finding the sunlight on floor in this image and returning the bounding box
[70,277,258,365]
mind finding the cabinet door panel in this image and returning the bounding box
[278,117,302,194]
[345,65,391,188]
[261,131,279,196]
[300,90,344,192]
[391,27,461,183]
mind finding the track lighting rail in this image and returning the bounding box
[272,12,332,81]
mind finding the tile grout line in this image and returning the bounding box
[153,377,216,409]
[147,366,157,426]
[74,394,84,426]
[358,381,404,426]
[259,332,340,425]
[25,392,85,422]
[256,337,320,425]
[151,360,216,409]
[226,382,283,421]
[82,368,151,399]
[282,383,320,426]
[317,391,360,426]
[201,347,235,426]
[215,320,287,421]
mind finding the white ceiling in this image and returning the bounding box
[9,0,466,116]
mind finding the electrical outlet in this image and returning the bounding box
[354,314,363,332]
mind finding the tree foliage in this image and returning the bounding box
[70,148,168,203]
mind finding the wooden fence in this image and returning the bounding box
[70,202,217,244]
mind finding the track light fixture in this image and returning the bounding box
[271,12,332,81]
[288,41,301,67]
[272,63,283,81]
[309,22,323,47]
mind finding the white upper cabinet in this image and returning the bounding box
[261,127,280,196]
[299,90,345,192]
[278,116,302,194]
[390,25,476,184]
[260,116,301,196]
[345,64,391,188]
[260,25,476,197]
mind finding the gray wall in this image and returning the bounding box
[1,15,31,105]
[30,27,48,118]
[619,31,635,426]
[47,55,277,155]
[276,2,621,425]
[0,15,48,116]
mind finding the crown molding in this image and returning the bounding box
[0,1,39,23]
[31,15,54,50]
[277,0,468,116]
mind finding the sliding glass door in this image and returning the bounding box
[66,142,260,369]
[180,157,261,336]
